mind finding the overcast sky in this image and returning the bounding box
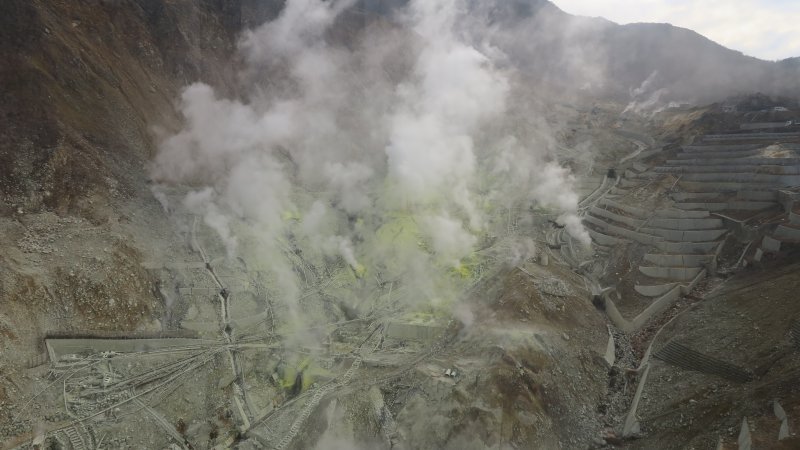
[552,0,800,61]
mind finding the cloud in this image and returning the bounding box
[552,0,800,60]
[152,0,590,326]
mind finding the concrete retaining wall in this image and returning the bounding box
[588,229,626,246]
[703,131,800,141]
[713,213,759,241]
[656,165,800,175]
[643,253,712,267]
[667,157,800,167]
[762,235,782,252]
[680,268,708,295]
[606,269,707,335]
[682,143,764,152]
[674,150,762,159]
[639,227,726,242]
[639,266,702,280]
[599,199,647,218]
[679,181,780,192]
[584,216,661,245]
[650,227,726,242]
[647,217,723,230]
[790,211,800,225]
[675,201,774,211]
[740,122,792,130]
[654,209,710,219]
[589,206,645,228]
[670,192,721,202]
[635,283,679,297]
[737,190,779,201]
[775,225,800,241]
[681,173,800,184]
[778,189,800,212]
[654,241,720,254]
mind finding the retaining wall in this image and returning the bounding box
[775,225,800,241]
[670,192,721,202]
[675,201,775,211]
[682,143,764,152]
[643,253,712,266]
[681,173,800,184]
[635,283,679,297]
[599,199,648,218]
[639,227,726,242]
[647,217,723,230]
[654,209,710,219]
[654,241,719,254]
[737,190,779,201]
[583,215,661,245]
[588,229,626,246]
[589,206,645,228]
[639,266,702,280]
[762,235,782,252]
[778,189,800,212]
[713,213,759,241]
[703,131,800,140]
[679,181,780,192]
[674,150,762,159]
[667,157,800,167]
[656,165,800,175]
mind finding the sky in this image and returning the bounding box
[552,0,800,61]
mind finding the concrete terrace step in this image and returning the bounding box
[737,190,780,201]
[635,282,679,297]
[589,206,645,228]
[638,227,727,242]
[702,131,800,141]
[583,215,662,245]
[670,192,723,202]
[680,173,800,184]
[653,240,720,254]
[653,341,753,382]
[639,266,703,281]
[643,253,714,267]
[654,209,711,219]
[656,165,800,175]
[774,223,800,241]
[598,198,648,219]
[675,201,775,212]
[666,157,800,167]
[674,149,762,159]
[678,180,781,193]
[682,143,764,152]
[626,170,659,180]
[587,228,626,246]
[646,217,724,230]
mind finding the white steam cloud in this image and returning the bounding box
[152,0,590,323]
